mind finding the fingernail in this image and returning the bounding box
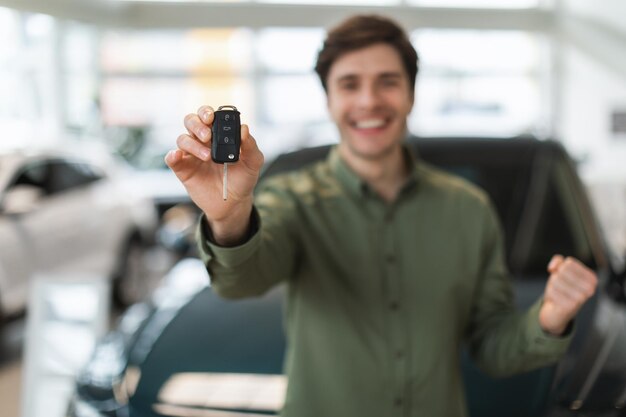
[199,128,209,140]
[200,149,211,160]
[202,110,212,122]
[548,257,558,270]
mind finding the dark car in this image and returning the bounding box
[67,137,626,417]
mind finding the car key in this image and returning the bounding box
[211,105,241,200]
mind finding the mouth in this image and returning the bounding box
[350,118,390,132]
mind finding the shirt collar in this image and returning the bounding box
[328,144,420,199]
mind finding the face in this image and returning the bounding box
[326,43,414,162]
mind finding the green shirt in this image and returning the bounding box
[197,146,572,417]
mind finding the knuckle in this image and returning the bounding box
[176,134,190,147]
[184,113,196,124]
[198,105,214,114]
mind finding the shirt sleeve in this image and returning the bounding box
[195,177,302,299]
[465,202,574,378]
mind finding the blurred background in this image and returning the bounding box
[0,0,625,416]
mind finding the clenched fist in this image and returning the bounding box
[539,255,598,336]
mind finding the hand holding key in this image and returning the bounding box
[165,105,264,246]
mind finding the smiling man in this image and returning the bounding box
[166,15,598,417]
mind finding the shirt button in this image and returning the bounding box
[396,350,404,359]
[389,301,399,311]
[386,254,395,264]
[394,397,403,407]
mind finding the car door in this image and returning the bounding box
[15,159,111,277]
[543,150,626,414]
[0,175,38,315]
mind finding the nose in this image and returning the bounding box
[355,84,380,110]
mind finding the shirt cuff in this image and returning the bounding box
[195,207,262,268]
[525,298,575,355]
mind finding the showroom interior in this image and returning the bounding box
[0,0,626,416]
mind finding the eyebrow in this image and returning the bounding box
[336,71,404,84]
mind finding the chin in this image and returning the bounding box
[343,139,399,161]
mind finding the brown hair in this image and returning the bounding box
[315,15,419,92]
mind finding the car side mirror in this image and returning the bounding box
[0,185,44,215]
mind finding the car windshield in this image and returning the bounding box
[425,142,597,276]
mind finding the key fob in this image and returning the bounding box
[211,105,241,163]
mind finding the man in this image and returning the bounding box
[166,14,598,417]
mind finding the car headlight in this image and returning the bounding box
[67,396,109,417]
[76,300,154,404]
[76,333,128,407]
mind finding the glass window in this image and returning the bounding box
[408,0,540,8]
[412,30,539,73]
[261,75,327,125]
[101,77,254,129]
[0,9,59,149]
[101,29,252,74]
[257,28,324,73]
[99,28,255,143]
[409,29,547,136]
[410,75,541,136]
[48,161,103,194]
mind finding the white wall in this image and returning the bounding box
[556,0,626,181]
[561,0,626,37]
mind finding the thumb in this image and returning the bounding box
[547,254,564,274]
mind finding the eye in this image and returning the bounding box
[339,81,358,91]
[380,78,400,88]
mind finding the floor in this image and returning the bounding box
[0,317,25,417]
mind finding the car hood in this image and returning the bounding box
[126,259,286,416]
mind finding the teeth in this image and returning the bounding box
[355,119,385,129]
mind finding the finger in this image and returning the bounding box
[176,133,211,161]
[240,124,264,170]
[548,273,587,305]
[197,105,215,125]
[184,113,212,144]
[164,149,183,168]
[547,254,565,274]
[557,259,598,298]
[165,149,205,184]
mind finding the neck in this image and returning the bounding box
[338,143,409,203]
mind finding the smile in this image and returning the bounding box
[351,118,389,130]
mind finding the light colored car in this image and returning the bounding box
[0,147,158,316]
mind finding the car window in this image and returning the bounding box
[424,146,596,276]
[502,153,597,276]
[47,161,104,194]
[11,162,49,193]
[10,160,104,197]
[520,157,597,274]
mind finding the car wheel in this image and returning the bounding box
[113,237,151,307]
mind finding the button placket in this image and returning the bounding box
[382,206,408,417]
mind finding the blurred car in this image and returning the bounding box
[67,137,626,417]
[118,140,193,219]
[0,147,158,313]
